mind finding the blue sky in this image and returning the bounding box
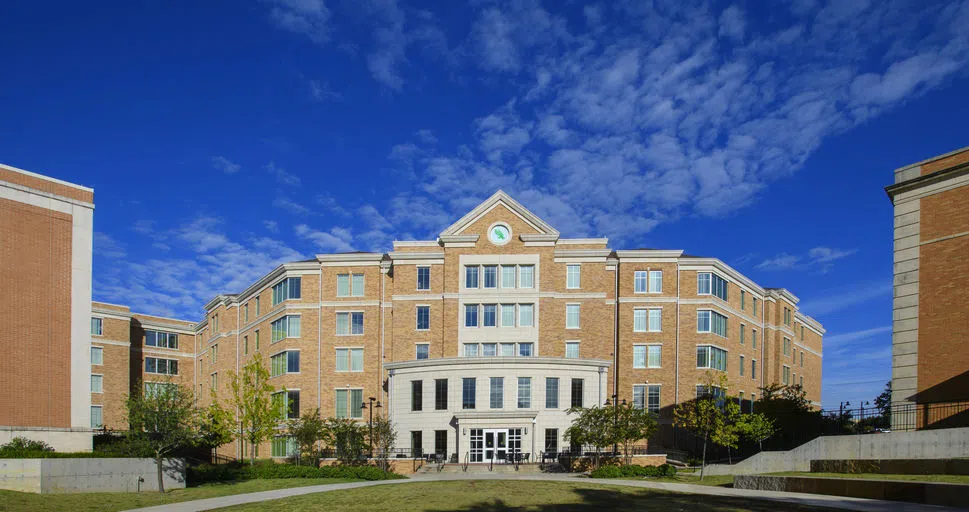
[2,0,968,410]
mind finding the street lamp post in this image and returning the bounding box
[360,396,382,455]
[603,394,626,455]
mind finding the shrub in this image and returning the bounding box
[0,437,54,458]
[589,463,678,479]
[187,460,405,486]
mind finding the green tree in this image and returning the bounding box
[564,406,614,469]
[321,418,367,465]
[369,416,398,471]
[874,381,892,426]
[755,383,823,446]
[673,373,741,480]
[196,392,236,459]
[287,409,326,466]
[612,402,659,465]
[735,411,775,451]
[126,381,197,492]
[229,359,278,464]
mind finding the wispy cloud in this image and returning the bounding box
[294,224,355,252]
[210,156,240,174]
[757,246,858,272]
[308,79,342,101]
[265,162,301,187]
[263,220,279,233]
[824,326,893,347]
[799,281,893,317]
[265,0,330,43]
[273,195,314,216]
[94,232,126,259]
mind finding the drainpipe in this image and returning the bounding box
[675,262,680,404]
[318,265,323,412]
[612,255,619,401]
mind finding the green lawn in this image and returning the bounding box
[0,478,356,512]
[777,472,969,484]
[211,480,838,511]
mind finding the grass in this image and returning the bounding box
[777,472,969,484]
[0,478,356,512]
[210,480,839,511]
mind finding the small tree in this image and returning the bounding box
[126,381,197,492]
[321,418,367,465]
[287,409,326,466]
[612,402,659,465]
[736,412,775,452]
[673,373,741,480]
[197,394,236,459]
[369,416,398,471]
[564,406,614,469]
[229,359,278,464]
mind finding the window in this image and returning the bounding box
[567,265,581,289]
[210,372,218,391]
[411,431,423,457]
[483,265,497,288]
[411,380,423,411]
[740,325,746,345]
[244,335,249,355]
[211,314,219,335]
[517,377,531,408]
[545,429,558,453]
[633,309,647,332]
[800,375,804,387]
[273,390,300,420]
[416,306,430,330]
[91,346,103,365]
[752,297,758,317]
[783,366,791,385]
[335,348,364,372]
[483,304,497,327]
[271,350,300,377]
[255,296,260,316]
[648,309,662,332]
[337,274,364,297]
[647,345,661,368]
[784,307,791,326]
[566,304,580,329]
[518,265,534,288]
[518,343,533,357]
[800,352,804,367]
[465,266,479,288]
[801,325,805,340]
[633,345,646,368]
[696,345,727,371]
[91,374,103,393]
[416,344,429,360]
[272,315,301,342]
[145,357,178,375]
[464,305,478,327]
[634,385,660,412]
[546,377,559,408]
[697,310,727,337]
[91,317,103,336]
[490,377,503,409]
[351,274,364,297]
[483,343,496,356]
[741,290,746,310]
[752,329,758,349]
[649,270,662,293]
[435,430,447,456]
[464,344,479,357]
[571,379,584,408]
[500,343,515,357]
[272,277,301,305]
[211,344,218,365]
[751,359,758,379]
[462,378,476,409]
[271,436,297,458]
[435,379,448,410]
[91,406,103,429]
[501,266,516,288]
[336,389,363,418]
[146,381,177,397]
[783,337,792,356]
[696,385,725,400]
[417,266,430,290]
[740,355,745,376]
[244,303,249,323]
[500,304,516,327]
[634,271,647,293]
[565,342,579,359]
[519,304,534,327]
[335,312,363,335]
[698,272,727,300]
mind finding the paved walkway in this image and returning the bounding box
[123,472,961,512]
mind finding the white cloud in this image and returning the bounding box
[824,326,892,347]
[415,129,437,145]
[798,281,893,317]
[273,195,314,216]
[211,156,240,174]
[718,5,745,42]
[294,224,355,252]
[263,220,279,233]
[308,79,342,101]
[265,162,301,187]
[94,232,126,259]
[757,246,858,271]
[266,0,330,43]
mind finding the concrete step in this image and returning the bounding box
[433,463,546,474]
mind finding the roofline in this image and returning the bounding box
[315,253,385,262]
[203,260,322,312]
[440,190,560,237]
[795,311,826,334]
[0,162,95,192]
[384,356,613,371]
[885,159,969,199]
[678,257,766,296]
[892,145,969,174]
[765,287,800,305]
[615,249,685,259]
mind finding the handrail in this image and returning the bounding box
[463,451,469,472]
[489,454,493,472]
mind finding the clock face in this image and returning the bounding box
[489,224,511,245]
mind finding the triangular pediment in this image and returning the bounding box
[439,190,560,238]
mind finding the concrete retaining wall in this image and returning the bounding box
[0,458,185,493]
[735,475,969,509]
[704,427,969,476]
[811,458,969,475]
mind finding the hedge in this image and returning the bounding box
[589,463,678,479]
[187,461,405,485]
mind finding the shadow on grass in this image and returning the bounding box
[424,487,835,512]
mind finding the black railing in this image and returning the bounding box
[887,400,969,431]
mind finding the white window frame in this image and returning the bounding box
[91,346,103,366]
[566,264,581,289]
[91,317,103,336]
[90,405,103,429]
[565,303,580,329]
[518,303,534,327]
[335,347,364,372]
[633,308,647,332]
[783,365,791,385]
[696,344,728,371]
[335,311,364,336]
[648,270,662,293]
[500,265,517,289]
[416,305,431,331]
[696,309,727,337]
[634,271,648,294]
[632,344,647,369]
[500,304,516,327]
[647,344,662,368]
[91,373,103,393]
[415,343,430,360]
[565,341,580,359]
[518,265,534,288]
[416,266,431,291]
[648,308,662,332]
[271,349,301,377]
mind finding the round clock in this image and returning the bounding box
[489,224,511,245]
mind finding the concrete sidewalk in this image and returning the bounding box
[122,473,962,512]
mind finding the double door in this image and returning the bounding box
[470,428,523,463]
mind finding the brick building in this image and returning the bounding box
[0,163,94,451]
[887,146,969,428]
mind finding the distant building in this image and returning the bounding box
[0,164,94,451]
[886,146,969,429]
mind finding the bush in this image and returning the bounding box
[187,460,404,486]
[589,463,677,479]
[0,437,54,458]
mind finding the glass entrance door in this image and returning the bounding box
[483,429,508,463]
